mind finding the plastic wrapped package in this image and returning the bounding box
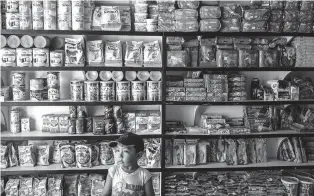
[134,13,148,23]
[200,19,221,32]
[222,4,243,19]
[175,20,198,32]
[283,10,299,22]
[184,47,198,67]
[269,0,284,9]
[166,37,184,45]
[220,18,241,32]
[242,20,267,32]
[299,11,313,23]
[243,9,270,21]
[177,1,199,9]
[168,44,182,51]
[158,17,175,32]
[105,41,123,66]
[233,37,251,45]
[234,44,252,50]
[199,39,216,66]
[270,10,283,22]
[101,6,122,31]
[281,46,296,67]
[284,0,299,10]
[217,44,233,50]
[157,3,175,13]
[167,51,187,67]
[216,50,238,68]
[298,23,313,33]
[174,9,198,21]
[300,1,314,10]
[259,50,280,67]
[18,145,36,167]
[200,6,221,19]
[143,41,162,67]
[239,50,259,67]
[283,21,298,32]
[268,22,282,33]
[125,41,143,67]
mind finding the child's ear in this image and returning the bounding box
[136,151,143,159]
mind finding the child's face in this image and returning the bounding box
[113,143,141,166]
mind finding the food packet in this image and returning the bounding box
[143,41,162,67]
[8,143,18,167]
[47,175,63,196]
[256,138,267,163]
[36,145,50,166]
[242,20,267,32]
[216,139,226,162]
[91,143,100,166]
[75,144,92,168]
[270,10,283,22]
[300,1,314,10]
[222,4,243,19]
[237,139,248,165]
[125,41,143,67]
[239,50,259,67]
[299,11,313,23]
[65,38,85,66]
[167,51,187,67]
[199,38,216,65]
[33,177,47,196]
[299,23,312,33]
[175,20,198,32]
[268,22,282,33]
[243,9,270,21]
[92,7,102,30]
[51,141,69,164]
[281,46,296,67]
[78,174,91,196]
[283,10,299,22]
[174,9,198,21]
[64,175,78,196]
[269,0,284,9]
[119,6,131,31]
[91,180,106,196]
[5,179,19,196]
[86,40,104,65]
[216,50,238,68]
[146,138,161,167]
[177,0,199,9]
[200,6,221,19]
[284,0,299,10]
[19,177,33,196]
[99,141,114,165]
[283,22,299,32]
[259,50,280,67]
[200,19,221,32]
[104,41,123,67]
[60,144,76,168]
[18,145,36,167]
[226,139,237,165]
[101,6,122,31]
[166,37,184,45]
[221,18,241,32]
[184,139,197,166]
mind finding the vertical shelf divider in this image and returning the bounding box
[161,32,166,196]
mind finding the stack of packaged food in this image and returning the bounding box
[157,0,175,32]
[228,73,247,101]
[133,0,158,32]
[200,5,221,32]
[204,74,228,102]
[9,108,30,134]
[293,37,314,67]
[184,78,206,101]
[277,137,308,164]
[175,1,199,32]
[166,75,185,101]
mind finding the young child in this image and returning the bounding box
[104,132,155,196]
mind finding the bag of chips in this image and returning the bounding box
[91,180,106,196]
[125,41,143,67]
[60,144,76,168]
[5,179,19,196]
[86,40,104,65]
[36,145,50,166]
[146,138,161,167]
[65,38,85,66]
[104,41,123,67]
[143,41,162,67]
[101,6,122,31]
[99,142,114,165]
[78,174,91,196]
[18,145,36,167]
[75,144,92,168]
[91,143,100,166]
[19,177,33,196]
[47,175,63,196]
[64,175,78,196]
[167,51,187,67]
[1,144,9,168]
[33,177,47,196]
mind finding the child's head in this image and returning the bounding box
[109,132,144,166]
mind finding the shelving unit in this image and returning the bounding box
[2,66,163,71]
[165,100,314,106]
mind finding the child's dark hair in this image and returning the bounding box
[109,132,144,153]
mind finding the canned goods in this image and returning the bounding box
[137,71,150,81]
[33,48,49,67]
[12,86,26,100]
[51,37,65,50]
[77,106,87,118]
[57,14,71,30]
[0,86,10,101]
[68,118,76,134]
[70,80,84,101]
[47,72,60,87]
[42,114,50,132]
[72,0,84,15]
[147,81,161,101]
[84,81,99,101]
[69,106,77,118]
[125,71,137,81]
[44,14,57,30]
[93,116,105,135]
[104,105,113,119]
[30,90,43,101]
[32,14,44,30]
[12,72,25,87]
[38,77,48,99]
[150,71,162,81]
[20,35,34,48]
[34,36,50,48]
[32,1,44,13]
[19,14,32,29]
[0,48,16,67]
[50,50,64,67]
[100,81,115,101]
[30,78,44,90]
[10,123,20,134]
[19,1,31,14]
[16,48,32,67]
[115,118,125,134]
[1,13,6,29]
[6,0,19,13]
[116,81,130,101]
[43,0,57,14]
[131,81,146,101]
[72,14,84,30]
[76,118,85,134]
[10,109,20,124]
[7,35,20,48]
[86,117,93,132]
[104,118,115,134]
[48,87,60,101]
[57,0,71,13]
[113,106,122,118]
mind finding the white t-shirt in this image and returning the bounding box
[109,165,152,196]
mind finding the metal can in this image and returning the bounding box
[19,14,32,29]
[69,106,77,118]
[0,48,16,67]
[115,118,125,134]
[30,90,43,101]
[116,81,130,101]
[50,50,64,67]
[38,77,48,99]
[32,1,44,14]
[47,72,60,87]
[6,0,19,13]
[34,36,50,48]
[0,86,10,101]
[30,78,44,90]
[6,13,19,29]
[48,87,60,101]
[7,35,20,48]
[131,81,146,101]
[147,81,161,101]
[86,117,93,132]
[0,35,6,48]
[12,72,25,87]
[10,109,20,124]
[104,105,113,119]
[12,86,26,100]
[20,35,34,48]
[16,48,32,67]
[100,81,115,101]
[93,116,104,135]
[32,14,44,30]
[43,0,57,13]
[72,14,84,30]
[49,114,59,132]
[68,118,76,134]
[10,123,20,134]
[84,81,99,101]
[33,48,49,67]
[71,0,84,15]
[57,0,71,13]
[57,13,71,30]
[21,117,30,132]
[77,106,87,118]
[43,0,57,30]
[76,118,85,134]
[104,118,115,134]
[113,106,122,119]
[19,1,31,14]
[70,80,84,101]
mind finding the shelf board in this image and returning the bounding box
[1,131,162,141]
[1,164,161,176]
[164,130,314,139]
[1,100,162,106]
[165,100,314,106]
[1,66,163,71]
[163,32,314,37]
[164,159,314,172]
[166,67,314,72]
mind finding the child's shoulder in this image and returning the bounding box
[108,164,120,176]
[137,166,152,178]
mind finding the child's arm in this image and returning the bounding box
[144,178,155,196]
[103,174,113,196]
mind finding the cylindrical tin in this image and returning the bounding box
[38,77,48,99]
[115,118,125,134]
[86,117,93,132]
[116,81,130,101]
[19,14,32,30]
[10,123,20,134]
[76,118,85,134]
[0,48,16,67]
[113,105,122,119]
[34,36,50,48]
[43,0,57,30]
[131,81,146,101]
[50,50,64,67]
[77,106,87,118]
[19,1,32,14]
[103,105,113,119]
[70,80,84,101]
[149,71,162,81]
[33,48,49,67]
[30,78,44,90]
[30,89,43,101]
[20,35,33,48]
[99,71,112,81]
[16,48,32,67]
[1,86,10,101]
[32,1,44,14]
[57,13,71,30]
[147,81,161,101]
[0,35,6,48]
[112,71,124,82]
[68,118,76,134]
[10,109,20,124]
[51,37,65,50]
[100,81,115,101]
[57,0,71,13]
[12,86,26,100]
[47,72,60,87]
[137,71,150,81]
[7,35,20,48]
[43,0,57,14]
[104,118,115,134]
[12,72,25,87]
[84,81,99,101]
[32,14,44,30]
[6,0,19,13]
[72,14,84,30]
[1,12,6,29]
[48,86,60,101]
[69,106,77,118]
[125,71,137,81]
[71,0,84,15]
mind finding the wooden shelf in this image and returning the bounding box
[1,164,161,176]
[165,100,314,106]
[164,159,314,172]
[166,67,314,72]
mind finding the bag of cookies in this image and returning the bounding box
[64,175,78,196]
[237,139,248,165]
[60,144,76,168]
[36,145,50,166]
[78,174,91,196]
[226,139,237,165]
[5,179,19,196]
[18,145,36,167]
[221,18,241,32]
[125,41,143,67]
[200,19,221,32]
[143,41,162,67]
[8,143,19,167]
[175,9,198,21]
[105,41,123,67]
[19,177,33,196]
[222,4,243,18]
[33,177,47,196]
[99,141,114,165]
[65,38,85,66]
[86,40,104,65]
[167,51,187,67]
[101,6,122,31]
[75,144,92,168]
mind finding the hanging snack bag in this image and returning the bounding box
[99,141,114,165]
[60,144,76,168]
[5,179,20,196]
[33,177,47,196]
[65,38,85,66]
[64,175,78,196]
[86,40,104,65]
[75,144,92,168]
[19,177,33,196]
[91,143,100,166]
[101,6,122,31]
[1,145,8,168]
[143,41,162,67]
[18,145,36,167]
[104,41,123,67]
[36,145,50,166]
[125,41,143,67]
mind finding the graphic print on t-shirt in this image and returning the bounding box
[113,181,144,196]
